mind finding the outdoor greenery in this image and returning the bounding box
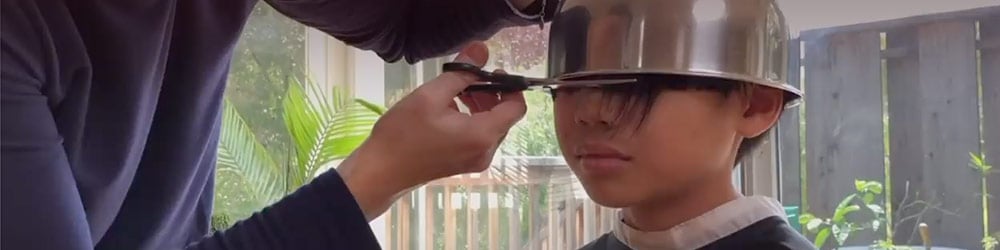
[970,152,996,250]
[212,5,385,226]
[485,25,549,72]
[213,3,306,230]
[800,180,887,249]
[499,91,560,157]
[226,4,306,163]
[213,79,384,230]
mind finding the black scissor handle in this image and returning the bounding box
[442,62,530,93]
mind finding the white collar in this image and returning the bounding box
[611,196,787,250]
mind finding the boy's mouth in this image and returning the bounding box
[576,143,632,173]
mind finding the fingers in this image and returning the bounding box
[471,91,527,135]
[458,69,507,113]
[457,42,489,66]
[418,42,490,104]
[459,92,498,113]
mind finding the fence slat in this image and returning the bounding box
[804,30,885,247]
[886,27,924,245]
[400,195,411,250]
[980,15,1000,238]
[917,21,982,249]
[424,188,435,250]
[887,21,982,248]
[507,185,521,250]
[445,187,455,250]
[545,183,562,250]
[561,193,580,249]
[467,187,476,250]
[780,38,803,209]
[488,185,498,250]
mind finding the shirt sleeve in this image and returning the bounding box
[264,0,560,63]
[0,1,95,249]
[187,170,380,250]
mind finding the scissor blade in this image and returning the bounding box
[527,78,637,88]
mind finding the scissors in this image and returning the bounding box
[442,62,636,94]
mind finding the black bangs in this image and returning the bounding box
[550,74,746,130]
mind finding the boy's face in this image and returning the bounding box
[552,83,783,208]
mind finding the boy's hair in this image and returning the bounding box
[552,74,777,165]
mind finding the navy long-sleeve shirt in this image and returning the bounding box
[0,0,556,249]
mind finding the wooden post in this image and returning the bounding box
[979,15,1000,237]
[400,194,411,250]
[488,185,498,250]
[445,186,455,250]
[604,207,616,233]
[583,202,596,242]
[566,186,577,249]
[802,30,886,245]
[467,186,476,250]
[424,187,435,250]
[528,167,546,250]
[386,205,396,249]
[594,205,603,235]
[548,184,558,250]
[507,185,522,250]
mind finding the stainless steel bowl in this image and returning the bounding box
[547,0,803,107]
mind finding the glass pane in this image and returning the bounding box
[212,3,306,230]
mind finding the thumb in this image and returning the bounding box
[472,91,527,135]
[419,42,491,103]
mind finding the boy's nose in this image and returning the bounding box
[572,89,618,127]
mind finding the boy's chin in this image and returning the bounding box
[580,184,646,208]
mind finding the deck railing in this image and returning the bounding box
[380,157,618,250]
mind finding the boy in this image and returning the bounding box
[544,0,816,249]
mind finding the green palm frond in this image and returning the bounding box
[217,100,285,206]
[283,78,385,186]
[282,80,325,186]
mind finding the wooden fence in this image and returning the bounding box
[779,6,1000,249]
[381,157,617,250]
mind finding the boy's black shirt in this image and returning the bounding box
[579,216,817,250]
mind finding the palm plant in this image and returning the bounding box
[214,78,385,230]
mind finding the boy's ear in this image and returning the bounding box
[737,86,784,138]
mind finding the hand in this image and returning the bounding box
[337,42,527,220]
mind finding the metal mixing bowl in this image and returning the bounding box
[547,0,804,107]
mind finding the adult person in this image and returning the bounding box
[0,0,555,248]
